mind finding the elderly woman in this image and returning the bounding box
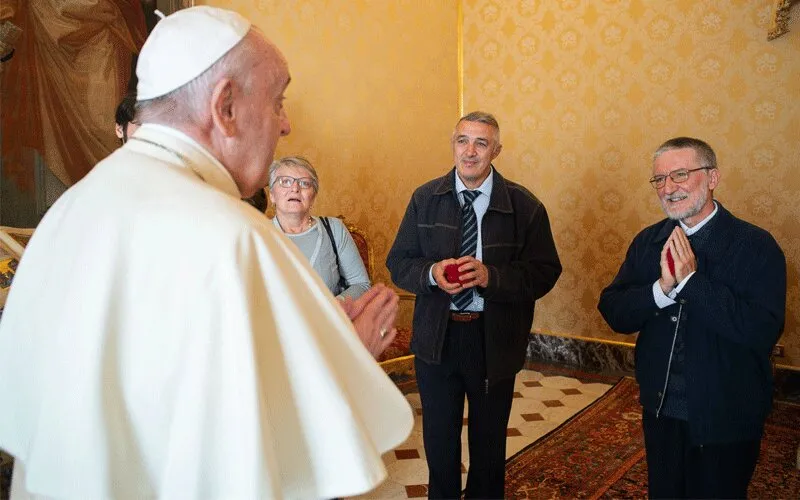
[269,156,370,300]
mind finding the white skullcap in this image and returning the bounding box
[137,6,251,100]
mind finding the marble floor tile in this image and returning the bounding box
[561,393,603,409]
[350,369,613,499]
[385,456,429,485]
[539,375,583,389]
[518,419,561,441]
[580,382,614,396]
[516,370,545,381]
[405,392,422,409]
[506,434,534,457]
[357,479,410,500]
[541,404,582,422]
[519,385,566,400]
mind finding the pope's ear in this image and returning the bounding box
[209,78,236,137]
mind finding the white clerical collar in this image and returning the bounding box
[130,124,241,198]
[455,167,494,202]
[680,201,718,236]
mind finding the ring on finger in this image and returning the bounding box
[379,327,388,338]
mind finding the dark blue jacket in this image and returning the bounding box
[598,203,786,444]
[386,168,561,383]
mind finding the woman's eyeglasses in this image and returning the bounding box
[273,176,317,190]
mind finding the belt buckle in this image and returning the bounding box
[451,311,479,322]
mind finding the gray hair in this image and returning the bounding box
[135,31,258,126]
[653,137,717,170]
[268,156,319,193]
[455,111,501,145]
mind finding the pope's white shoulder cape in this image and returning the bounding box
[0,125,413,499]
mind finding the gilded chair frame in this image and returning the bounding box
[338,215,375,281]
[337,216,415,380]
[0,226,33,259]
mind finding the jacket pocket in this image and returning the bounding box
[418,222,459,260]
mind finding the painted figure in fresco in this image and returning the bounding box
[386,111,562,499]
[0,7,413,499]
[269,156,371,300]
[598,137,786,499]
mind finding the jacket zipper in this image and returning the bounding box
[655,302,683,418]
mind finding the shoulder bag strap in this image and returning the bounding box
[320,217,347,290]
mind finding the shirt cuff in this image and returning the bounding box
[673,271,695,295]
[428,264,437,286]
[653,281,676,309]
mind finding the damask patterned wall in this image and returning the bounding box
[202,0,460,309]
[462,0,800,365]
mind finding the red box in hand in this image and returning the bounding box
[444,264,466,284]
[666,248,675,277]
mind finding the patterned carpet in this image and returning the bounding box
[505,377,800,499]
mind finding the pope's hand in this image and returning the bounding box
[341,283,399,359]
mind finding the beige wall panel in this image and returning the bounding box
[463,0,800,365]
[201,0,459,301]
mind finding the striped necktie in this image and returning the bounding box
[452,190,479,311]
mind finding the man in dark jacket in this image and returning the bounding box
[386,111,561,499]
[598,137,786,499]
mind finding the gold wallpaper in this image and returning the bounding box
[201,0,459,320]
[199,1,800,367]
[462,0,800,365]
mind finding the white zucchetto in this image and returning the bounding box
[136,6,251,100]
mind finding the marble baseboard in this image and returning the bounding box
[526,332,635,376]
[526,332,800,403]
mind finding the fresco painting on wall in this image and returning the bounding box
[0,1,194,227]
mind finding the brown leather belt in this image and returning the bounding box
[449,311,482,322]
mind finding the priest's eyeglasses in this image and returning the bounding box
[649,167,713,189]
[273,176,317,190]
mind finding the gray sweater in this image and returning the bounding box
[272,216,370,299]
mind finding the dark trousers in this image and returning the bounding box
[415,317,515,499]
[642,411,761,499]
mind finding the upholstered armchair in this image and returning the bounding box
[339,217,414,383]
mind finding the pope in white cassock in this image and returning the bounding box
[0,7,413,499]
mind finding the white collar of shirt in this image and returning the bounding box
[454,167,494,204]
[131,124,241,199]
[679,201,718,236]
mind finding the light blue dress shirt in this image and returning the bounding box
[428,168,494,312]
